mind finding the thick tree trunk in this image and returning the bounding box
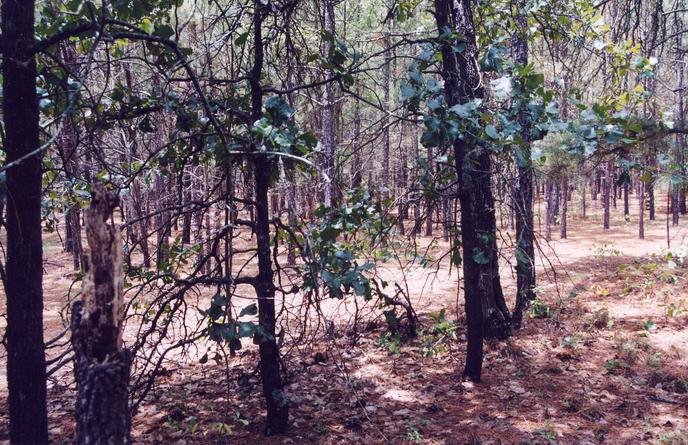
[2,1,49,442]
[435,0,510,382]
[72,186,130,445]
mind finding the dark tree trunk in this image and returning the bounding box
[352,82,364,189]
[580,179,587,219]
[2,1,49,442]
[425,145,434,236]
[611,164,617,210]
[603,162,611,229]
[435,0,510,382]
[512,0,536,329]
[72,186,130,445]
[674,44,685,226]
[381,27,392,201]
[412,122,423,235]
[624,181,630,217]
[560,175,568,239]
[321,0,337,206]
[648,156,656,221]
[639,175,646,239]
[545,180,554,241]
[251,2,288,434]
[182,168,192,244]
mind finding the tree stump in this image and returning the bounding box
[71,185,131,445]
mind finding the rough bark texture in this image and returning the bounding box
[545,180,554,241]
[639,176,646,239]
[251,1,288,434]
[425,145,434,236]
[321,0,337,206]
[435,0,510,381]
[2,0,50,442]
[512,0,536,329]
[603,161,611,229]
[58,42,85,271]
[674,41,685,226]
[72,185,131,445]
[560,175,568,239]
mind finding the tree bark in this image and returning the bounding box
[434,0,510,382]
[512,0,536,329]
[674,43,685,226]
[639,175,646,239]
[321,0,337,206]
[382,26,392,202]
[425,145,434,236]
[72,185,130,445]
[2,1,49,441]
[545,179,554,241]
[251,2,288,434]
[603,161,611,229]
[560,175,568,239]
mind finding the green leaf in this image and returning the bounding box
[239,303,257,318]
[485,125,499,139]
[141,18,154,35]
[472,248,490,265]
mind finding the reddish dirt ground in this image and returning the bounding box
[1,191,687,444]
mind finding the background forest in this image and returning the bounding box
[1,0,688,443]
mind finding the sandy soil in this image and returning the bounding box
[1,190,687,444]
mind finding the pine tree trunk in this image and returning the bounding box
[639,176,646,239]
[425,145,434,236]
[603,162,611,229]
[545,180,554,241]
[2,1,49,441]
[412,122,423,235]
[435,0,510,382]
[560,175,568,239]
[72,186,130,445]
[580,180,587,219]
[59,42,84,270]
[648,155,656,221]
[251,2,288,434]
[352,83,363,189]
[321,0,337,206]
[512,0,536,329]
[182,168,192,244]
[674,45,685,225]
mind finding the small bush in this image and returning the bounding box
[529,299,551,319]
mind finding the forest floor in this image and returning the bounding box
[1,194,688,444]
